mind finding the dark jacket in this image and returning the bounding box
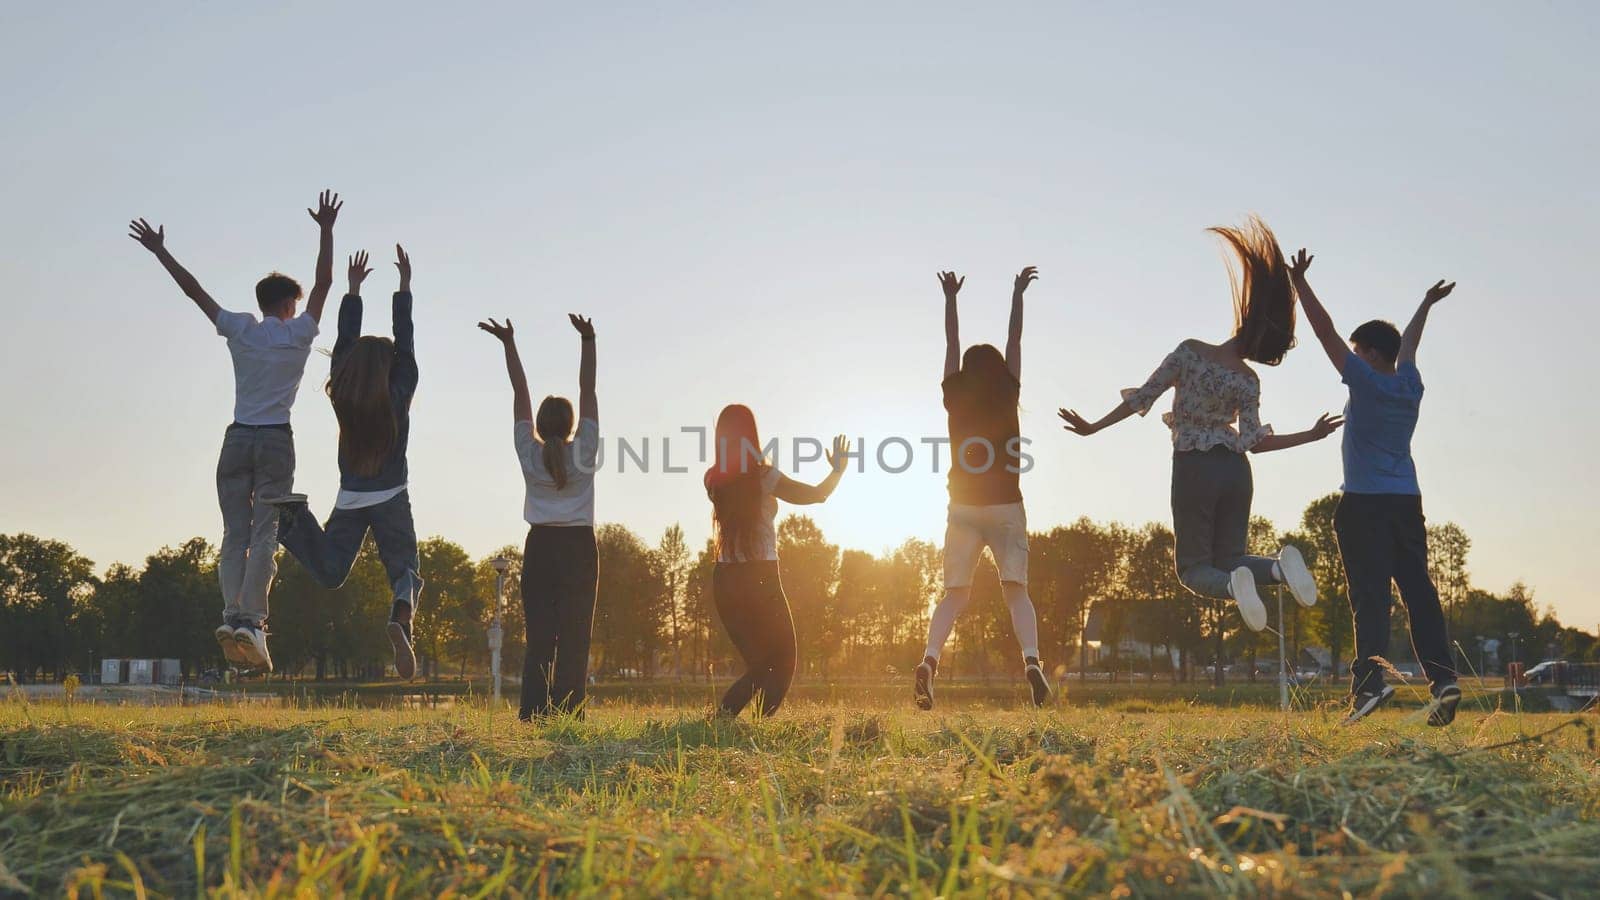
[332,291,418,492]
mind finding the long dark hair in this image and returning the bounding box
[957,343,1019,404]
[1209,216,1297,366]
[705,404,769,561]
[326,336,396,477]
[536,396,576,489]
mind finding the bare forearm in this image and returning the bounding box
[153,248,219,321]
[1399,299,1432,362]
[306,226,334,320]
[502,341,533,422]
[1089,400,1137,434]
[578,336,597,420]
[944,295,960,376]
[1005,290,1023,372]
[1251,429,1321,453]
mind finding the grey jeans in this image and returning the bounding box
[216,425,295,626]
[1171,447,1279,600]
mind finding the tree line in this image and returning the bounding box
[3,493,1594,684]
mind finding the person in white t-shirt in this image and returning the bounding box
[480,312,600,719]
[128,190,343,673]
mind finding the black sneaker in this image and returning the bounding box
[1427,683,1462,727]
[1345,684,1395,724]
[388,602,416,680]
[1025,658,1053,707]
[258,493,309,538]
[914,657,936,710]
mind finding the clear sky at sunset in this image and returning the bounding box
[2,2,1596,628]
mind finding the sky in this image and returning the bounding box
[1,2,1596,630]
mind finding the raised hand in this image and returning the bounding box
[308,189,343,229]
[568,313,595,339]
[1013,266,1038,294]
[394,244,412,293]
[826,435,852,472]
[1309,412,1345,440]
[478,317,515,344]
[938,271,965,300]
[128,218,165,253]
[347,251,372,294]
[1290,248,1314,280]
[1058,408,1096,436]
[1423,279,1455,305]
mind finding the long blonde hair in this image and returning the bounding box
[536,395,576,489]
[326,337,396,477]
[1209,216,1297,366]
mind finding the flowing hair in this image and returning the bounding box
[957,343,1019,405]
[705,404,769,561]
[326,336,396,477]
[536,396,576,490]
[1209,216,1297,366]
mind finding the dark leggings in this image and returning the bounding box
[714,561,797,717]
[520,525,597,720]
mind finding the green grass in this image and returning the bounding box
[1,687,1596,897]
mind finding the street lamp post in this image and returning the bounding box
[1508,631,1522,697]
[489,556,510,707]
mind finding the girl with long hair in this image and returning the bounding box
[270,246,424,678]
[1058,218,1339,633]
[479,312,600,720]
[706,404,849,718]
[915,267,1050,711]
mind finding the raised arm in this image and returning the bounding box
[569,313,597,422]
[940,271,964,378]
[1251,413,1343,453]
[1398,279,1454,367]
[304,190,342,323]
[1006,266,1036,379]
[128,219,221,323]
[389,245,418,391]
[773,436,850,505]
[1288,249,1348,372]
[478,318,533,423]
[1060,347,1183,437]
[334,250,371,363]
[1058,400,1138,437]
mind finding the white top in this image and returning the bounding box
[335,483,408,511]
[1121,340,1272,454]
[718,467,782,563]
[215,310,320,425]
[516,417,600,526]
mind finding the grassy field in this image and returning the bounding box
[2,685,1597,897]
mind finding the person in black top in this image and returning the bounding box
[268,246,424,679]
[915,267,1051,710]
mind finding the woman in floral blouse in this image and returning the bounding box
[1058,218,1341,632]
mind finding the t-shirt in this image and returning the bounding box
[714,467,782,563]
[1340,351,1423,495]
[214,310,320,425]
[516,417,600,526]
[942,371,1023,506]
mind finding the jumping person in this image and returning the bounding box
[479,313,600,720]
[1058,218,1339,635]
[127,190,342,671]
[1289,249,1461,725]
[916,267,1051,710]
[706,405,849,719]
[268,246,423,679]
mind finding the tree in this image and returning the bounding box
[593,523,666,677]
[1299,493,1352,678]
[654,525,691,676]
[0,533,97,680]
[778,515,841,677]
[418,538,483,680]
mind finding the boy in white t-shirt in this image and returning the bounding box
[128,190,343,671]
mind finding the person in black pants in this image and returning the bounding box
[704,404,849,718]
[1291,247,1461,726]
[480,312,601,719]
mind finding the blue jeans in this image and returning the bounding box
[278,490,423,613]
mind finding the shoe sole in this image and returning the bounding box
[1026,666,1052,707]
[215,627,246,666]
[233,630,274,672]
[914,666,934,711]
[388,621,417,681]
[1428,686,1462,727]
[1345,685,1396,724]
[1277,545,1318,609]
[1230,568,1268,631]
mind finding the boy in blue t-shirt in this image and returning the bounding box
[1290,248,1461,726]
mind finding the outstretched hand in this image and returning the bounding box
[568,313,595,339]
[478,317,515,344]
[1290,248,1313,280]
[347,251,372,294]
[308,189,342,229]
[938,271,964,300]
[1309,413,1344,440]
[826,435,852,472]
[394,244,411,293]
[1057,408,1097,436]
[1423,279,1455,305]
[128,218,164,253]
[1014,266,1038,294]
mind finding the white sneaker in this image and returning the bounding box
[1277,545,1318,608]
[215,624,246,666]
[232,624,274,672]
[1229,567,1268,632]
